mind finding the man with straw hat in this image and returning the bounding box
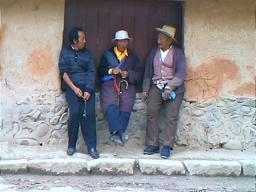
[142,25,186,159]
[99,30,142,146]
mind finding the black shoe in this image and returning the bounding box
[67,147,76,156]
[143,145,160,155]
[109,134,123,146]
[120,132,129,144]
[88,148,99,159]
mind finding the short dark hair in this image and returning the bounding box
[68,27,84,45]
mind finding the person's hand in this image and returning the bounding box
[163,89,171,101]
[73,86,83,98]
[83,92,91,100]
[112,67,121,75]
[141,91,149,102]
[120,70,128,78]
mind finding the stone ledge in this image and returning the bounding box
[27,158,88,175]
[239,160,256,176]
[0,159,28,174]
[138,159,185,175]
[87,158,136,175]
[0,158,253,176]
[183,160,242,176]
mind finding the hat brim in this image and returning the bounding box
[156,28,177,42]
[112,37,133,42]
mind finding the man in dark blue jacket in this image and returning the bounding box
[58,27,99,159]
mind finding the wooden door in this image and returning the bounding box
[64,0,184,65]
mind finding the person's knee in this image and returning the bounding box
[147,106,159,116]
[85,112,96,121]
[69,108,80,117]
[165,108,180,118]
[107,104,118,111]
[166,115,178,123]
[86,105,96,115]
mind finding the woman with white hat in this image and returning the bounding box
[99,30,142,145]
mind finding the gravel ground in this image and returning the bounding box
[0,174,255,192]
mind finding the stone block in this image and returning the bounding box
[0,159,28,174]
[240,160,256,176]
[87,158,135,175]
[183,160,241,176]
[28,158,88,175]
[138,159,185,175]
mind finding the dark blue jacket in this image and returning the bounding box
[98,47,142,112]
[58,45,95,93]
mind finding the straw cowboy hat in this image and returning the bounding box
[112,30,132,41]
[156,25,177,42]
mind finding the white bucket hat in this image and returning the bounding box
[112,30,132,41]
[156,25,177,42]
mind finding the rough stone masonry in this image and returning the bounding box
[0,92,255,151]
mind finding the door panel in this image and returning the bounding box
[64,0,184,65]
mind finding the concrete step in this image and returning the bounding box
[0,157,255,176]
[1,142,255,176]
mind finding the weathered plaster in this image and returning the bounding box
[0,0,64,91]
[184,0,256,99]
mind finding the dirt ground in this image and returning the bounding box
[0,174,255,192]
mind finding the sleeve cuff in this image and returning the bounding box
[84,88,93,94]
[60,71,68,78]
[167,77,183,89]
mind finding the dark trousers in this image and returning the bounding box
[146,85,184,148]
[106,104,131,134]
[65,85,97,150]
